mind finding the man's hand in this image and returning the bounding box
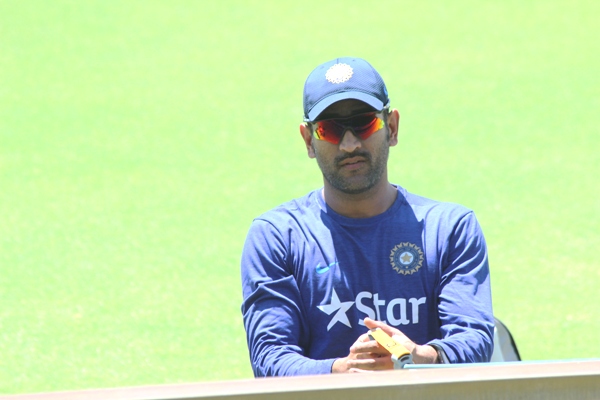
[331,329,393,373]
[332,318,439,373]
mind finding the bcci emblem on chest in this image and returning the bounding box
[390,242,424,275]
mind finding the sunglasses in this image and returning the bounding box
[312,112,386,145]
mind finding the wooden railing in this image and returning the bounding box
[3,360,600,400]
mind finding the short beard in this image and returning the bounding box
[313,136,390,195]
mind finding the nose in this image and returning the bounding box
[338,129,361,153]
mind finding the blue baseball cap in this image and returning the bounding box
[303,57,390,122]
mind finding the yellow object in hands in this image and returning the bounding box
[368,328,413,369]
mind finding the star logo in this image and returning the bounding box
[400,252,413,264]
[317,288,355,331]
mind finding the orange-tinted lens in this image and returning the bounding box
[314,113,384,144]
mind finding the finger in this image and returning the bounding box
[349,368,376,373]
[351,340,386,355]
[355,351,383,360]
[347,356,394,371]
[363,317,380,329]
[364,318,398,337]
[358,333,372,343]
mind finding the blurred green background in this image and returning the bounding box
[1,0,599,394]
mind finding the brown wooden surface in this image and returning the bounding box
[3,360,600,400]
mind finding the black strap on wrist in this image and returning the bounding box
[430,344,450,364]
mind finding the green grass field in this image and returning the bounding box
[1,0,599,394]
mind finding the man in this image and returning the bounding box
[241,57,494,376]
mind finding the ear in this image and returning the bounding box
[299,123,316,158]
[387,109,400,147]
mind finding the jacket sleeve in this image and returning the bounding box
[427,211,495,363]
[240,218,335,376]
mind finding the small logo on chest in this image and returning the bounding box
[390,242,424,275]
[315,261,339,274]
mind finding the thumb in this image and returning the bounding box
[363,317,383,330]
[364,318,397,337]
[364,317,391,334]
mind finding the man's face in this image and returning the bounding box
[305,100,396,195]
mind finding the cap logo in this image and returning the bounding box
[325,63,353,84]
